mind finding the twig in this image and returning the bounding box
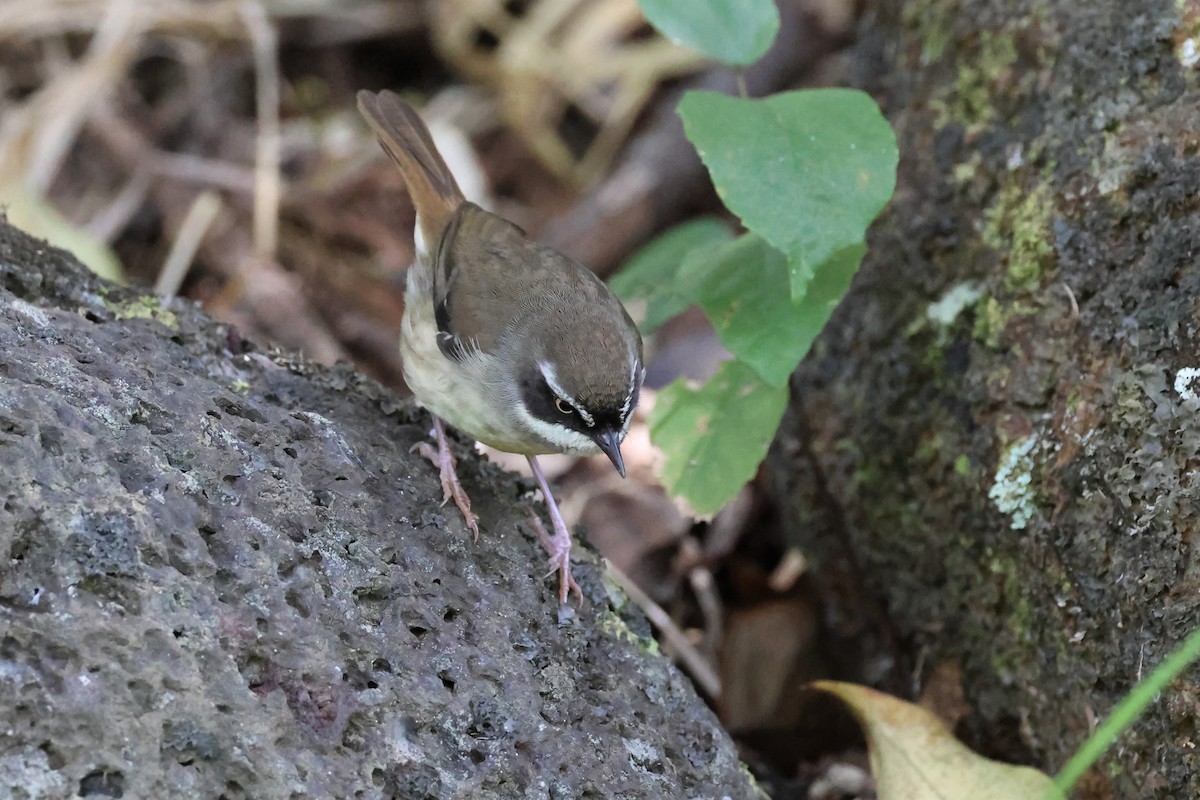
[155,191,222,298]
[154,152,257,194]
[767,547,809,593]
[688,562,724,656]
[1061,282,1080,318]
[86,167,151,241]
[238,0,281,262]
[8,0,139,192]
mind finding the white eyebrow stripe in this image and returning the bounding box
[619,358,640,424]
[539,360,594,427]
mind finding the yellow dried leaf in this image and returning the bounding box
[812,681,1062,800]
[0,182,123,283]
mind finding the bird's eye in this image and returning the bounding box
[554,397,573,415]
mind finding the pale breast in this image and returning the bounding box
[400,287,554,455]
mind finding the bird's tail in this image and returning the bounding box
[357,89,464,247]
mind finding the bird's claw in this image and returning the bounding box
[414,423,479,540]
[528,513,583,605]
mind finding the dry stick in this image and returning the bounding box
[155,191,223,299]
[155,152,257,194]
[238,0,281,263]
[86,167,151,242]
[673,537,723,658]
[88,88,349,367]
[768,548,809,593]
[23,0,139,193]
[275,0,423,46]
[0,0,240,42]
[0,0,425,47]
[685,560,723,656]
[89,106,257,195]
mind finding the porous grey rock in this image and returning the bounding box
[0,219,760,800]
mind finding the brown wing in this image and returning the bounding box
[432,203,533,360]
[356,90,463,247]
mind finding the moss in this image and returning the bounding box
[846,440,878,493]
[982,550,1040,680]
[920,340,945,374]
[597,605,660,655]
[914,435,942,465]
[973,296,1006,349]
[932,29,1020,133]
[106,294,180,329]
[601,572,630,612]
[740,762,773,800]
[954,454,972,476]
[972,291,1041,352]
[983,181,1057,291]
[902,0,955,65]
[952,151,985,186]
[990,598,1035,679]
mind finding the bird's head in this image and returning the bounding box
[511,300,644,476]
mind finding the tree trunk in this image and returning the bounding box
[0,219,761,799]
[773,1,1200,796]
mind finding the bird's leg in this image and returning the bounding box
[414,416,479,540]
[526,455,583,604]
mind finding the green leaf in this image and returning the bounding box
[680,234,864,386]
[650,359,787,516]
[791,240,866,337]
[611,218,733,334]
[679,89,897,300]
[638,0,780,66]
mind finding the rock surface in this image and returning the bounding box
[0,220,759,800]
[771,1,1200,796]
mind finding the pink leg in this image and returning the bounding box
[414,416,479,540]
[527,455,582,604]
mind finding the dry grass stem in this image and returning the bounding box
[0,0,140,190]
[155,190,223,298]
[238,0,281,263]
[85,167,151,241]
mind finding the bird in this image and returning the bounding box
[357,89,644,603]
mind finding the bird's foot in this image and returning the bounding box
[413,417,479,540]
[526,455,582,604]
[528,514,582,605]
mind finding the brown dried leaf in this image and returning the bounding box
[812,681,1061,800]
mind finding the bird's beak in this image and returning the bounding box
[591,427,626,478]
